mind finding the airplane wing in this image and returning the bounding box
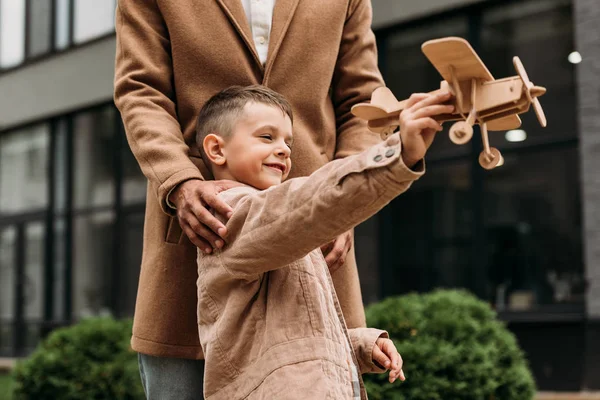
[421,37,494,83]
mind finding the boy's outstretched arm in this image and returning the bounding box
[214,92,453,280]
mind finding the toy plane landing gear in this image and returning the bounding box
[351,37,547,170]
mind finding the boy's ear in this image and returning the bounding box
[203,134,227,166]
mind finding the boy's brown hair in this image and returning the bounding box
[196,85,294,169]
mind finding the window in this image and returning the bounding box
[73,0,116,44]
[376,0,581,312]
[55,0,71,50]
[27,0,53,58]
[73,211,115,318]
[480,0,576,149]
[0,0,116,71]
[0,0,26,68]
[0,227,15,355]
[0,124,50,214]
[73,107,115,208]
[122,135,147,205]
[484,146,583,310]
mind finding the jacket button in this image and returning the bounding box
[374,154,383,162]
[385,149,395,158]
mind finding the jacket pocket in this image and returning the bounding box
[165,215,184,244]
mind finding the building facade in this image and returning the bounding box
[0,0,597,392]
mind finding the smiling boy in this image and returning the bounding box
[195,85,452,399]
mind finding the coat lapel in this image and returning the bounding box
[264,0,300,79]
[216,0,263,69]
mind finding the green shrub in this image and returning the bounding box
[364,289,536,400]
[11,317,144,400]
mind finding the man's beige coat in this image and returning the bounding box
[198,133,423,399]
[114,0,385,359]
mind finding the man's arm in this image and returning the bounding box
[114,1,238,252]
[331,0,386,160]
[114,0,202,214]
[215,133,424,280]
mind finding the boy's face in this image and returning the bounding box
[220,102,293,190]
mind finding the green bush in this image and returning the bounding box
[364,289,536,400]
[11,317,144,400]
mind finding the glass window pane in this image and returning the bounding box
[0,0,25,68]
[73,211,114,318]
[480,0,575,148]
[0,124,50,214]
[73,107,115,208]
[385,16,470,160]
[485,146,583,311]
[0,227,15,355]
[0,227,16,319]
[53,219,66,319]
[380,160,473,297]
[24,222,45,320]
[27,0,52,57]
[55,0,70,50]
[122,135,147,205]
[73,0,115,44]
[54,119,68,213]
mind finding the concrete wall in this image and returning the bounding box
[574,0,600,319]
[371,0,486,29]
[0,37,116,131]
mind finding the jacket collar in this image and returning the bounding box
[216,0,300,77]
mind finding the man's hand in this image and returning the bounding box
[372,337,405,383]
[170,179,243,254]
[320,230,353,273]
[399,91,454,168]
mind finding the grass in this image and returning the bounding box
[0,374,13,400]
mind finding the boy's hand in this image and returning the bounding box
[372,337,405,383]
[399,91,454,168]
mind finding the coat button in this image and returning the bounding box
[385,149,395,158]
[374,154,383,162]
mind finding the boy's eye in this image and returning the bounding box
[260,134,272,140]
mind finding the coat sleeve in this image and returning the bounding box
[332,0,387,160]
[113,0,204,216]
[348,328,389,374]
[214,133,425,280]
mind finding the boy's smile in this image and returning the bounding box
[205,102,293,190]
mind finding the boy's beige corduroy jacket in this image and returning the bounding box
[198,133,424,399]
[114,0,386,359]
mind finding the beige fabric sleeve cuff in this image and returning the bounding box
[348,328,389,374]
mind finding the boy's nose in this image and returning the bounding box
[276,146,291,157]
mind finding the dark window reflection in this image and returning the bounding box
[480,0,576,148]
[377,0,582,312]
[116,212,144,316]
[380,160,473,296]
[485,146,583,310]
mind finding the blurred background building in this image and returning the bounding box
[0,0,597,393]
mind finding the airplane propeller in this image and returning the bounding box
[513,56,547,128]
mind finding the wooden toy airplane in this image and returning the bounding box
[351,37,547,169]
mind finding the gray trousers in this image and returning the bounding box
[138,353,205,399]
